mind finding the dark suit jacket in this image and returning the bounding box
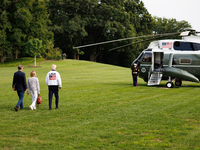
[12,71,27,91]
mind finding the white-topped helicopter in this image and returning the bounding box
[74,28,200,88]
[131,28,200,88]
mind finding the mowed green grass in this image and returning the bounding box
[1,59,200,149]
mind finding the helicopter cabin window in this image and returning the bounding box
[174,41,200,51]
[179,58,191,64]
[142,53,152,62]
[193,42,200,50]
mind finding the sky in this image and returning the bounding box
[141,0,200,31]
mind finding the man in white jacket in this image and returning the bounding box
[45,64,62,110]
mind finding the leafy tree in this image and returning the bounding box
[47,0,88,59]
[28,0,53,44]
[47,0,155,67]
[0,0,53,62]
[152,17,192,34]
[25,38,43,66]
[80,1,137,62]
[46,47,62,60]
[0,1,12,62]
[43,40,62,60]
[150,17,192,41]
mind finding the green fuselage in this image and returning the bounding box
[132,51,200,83]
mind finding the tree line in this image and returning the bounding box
[0,0,191,67]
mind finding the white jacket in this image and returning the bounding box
[45,70,62,88]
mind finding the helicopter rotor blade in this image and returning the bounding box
[109,34,180,51]
[74,32,180,49]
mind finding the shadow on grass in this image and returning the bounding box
[100,81,200,89]
[2,105,33,112]
[156,84,200,89]
[28,66,42,68]
[98,81,148,87]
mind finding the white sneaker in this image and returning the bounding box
[29,105,33,110]
[33,107,36,110]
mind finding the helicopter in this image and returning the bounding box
[74,28,200,88]
[131,28,200,88]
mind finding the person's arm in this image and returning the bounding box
[57,72,62,89]
[37,78,40,94]
[27,79,30,95]
[12,74,16,91]
[45,73,49,86]
[23,73,27,92]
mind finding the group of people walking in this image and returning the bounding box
[12,62,138,112]
[12,64,62,111]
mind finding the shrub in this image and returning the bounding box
[46,47,62,60]
[0,57,45,67]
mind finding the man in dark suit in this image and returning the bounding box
[12,65,27,111]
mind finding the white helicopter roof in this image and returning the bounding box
[182,36,200,43]
[148,40,177,50]
[147,29,200,50]
[148,36,200,52]
[147,41,159,49]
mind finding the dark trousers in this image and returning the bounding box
[133,76,138,86]
[48,86,59,109]
[16,91,24,108]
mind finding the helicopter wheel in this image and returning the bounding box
[175,79,182,86]
[166,81,174,88]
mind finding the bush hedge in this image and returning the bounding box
[0,57,45,67]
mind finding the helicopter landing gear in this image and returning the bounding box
[166,76,174,88]
[175,79,182,86]
[166,81,174,88]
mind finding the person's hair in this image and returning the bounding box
[18,65,23,70]
[30,71,36,77]
[52,64,56,70]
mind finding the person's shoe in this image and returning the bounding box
[20,108,23,110]
[29,105,33,110]
[55,107,60,109]
[14,106,18,111]
[49,108,52,110]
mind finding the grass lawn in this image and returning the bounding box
[0,59,200,149]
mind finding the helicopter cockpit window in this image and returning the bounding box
[142,53,152,62]
[138,53,144,61]
[174,41,200,51]
[145,49,152,51]
[133,52,144,66]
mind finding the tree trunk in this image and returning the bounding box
[11,54,14,59]
[0,55,4,63]
[90,51,100,62]
[34,55,36,66]
[15,50,18,59]
[77,49,79,60]
[73,54,76,60]
[90,52,95,61]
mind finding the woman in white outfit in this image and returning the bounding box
[27,71,40,110]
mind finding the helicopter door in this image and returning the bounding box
[148,52,164,86]
[153,52,164,72]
